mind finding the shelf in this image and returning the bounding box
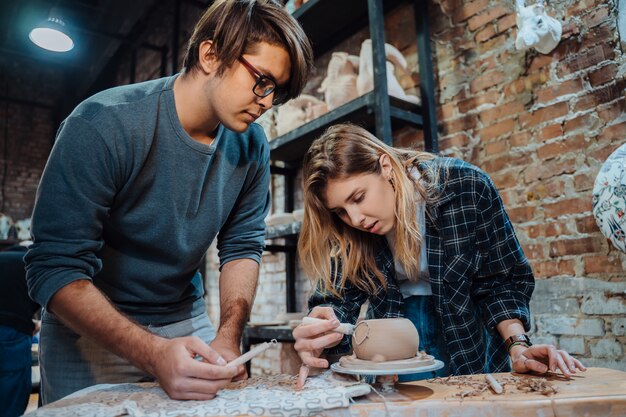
[269,92,422,162]
[265,221,301,239]
[293,0,408,57]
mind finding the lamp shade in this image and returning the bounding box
[29,17,74,52]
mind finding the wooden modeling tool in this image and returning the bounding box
[485,373,503,394]
[227,339,278,368]
[301,316,355,335]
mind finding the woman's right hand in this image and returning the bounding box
[292,306,344,389]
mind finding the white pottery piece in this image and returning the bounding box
[276,95,328,136]
[14,218,32,241]
[352,318,419,361]
[0,213,13,240]
[515,0,562,54]
[592,143,626,252]
[318,52,360,110]
[356,39,420,105]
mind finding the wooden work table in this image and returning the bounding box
[25,367,626,416]
[349,367,626,417]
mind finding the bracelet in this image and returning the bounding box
[507,341,530,353]
[505,334,532,352]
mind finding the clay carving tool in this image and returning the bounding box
[301,316,355,335]
[485,373,503,394]
[227,339,278,368]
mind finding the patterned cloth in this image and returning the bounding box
[25,372,369,417]
[309,157,535,375]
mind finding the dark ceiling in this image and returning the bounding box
[0,0,193,103]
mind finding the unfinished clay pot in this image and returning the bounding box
[352,318,419,361]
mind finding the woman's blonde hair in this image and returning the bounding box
[299,124,439,297]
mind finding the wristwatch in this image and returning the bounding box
[505,334,532,352]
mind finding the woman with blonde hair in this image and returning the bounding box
[293,123,585,389]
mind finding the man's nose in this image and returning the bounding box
[258,92,274,109]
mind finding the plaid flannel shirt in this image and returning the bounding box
[308,157,535,375]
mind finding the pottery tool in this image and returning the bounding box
[301,316,355,335]
[485,374,503,394]
[227,339,278,368]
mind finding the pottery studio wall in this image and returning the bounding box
[1,0,624,375]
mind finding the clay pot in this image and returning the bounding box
[352,318,419,361]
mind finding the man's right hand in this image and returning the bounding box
[147,335,239,400]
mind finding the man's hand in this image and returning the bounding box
[210,335,247,381]
[147,335,238,401]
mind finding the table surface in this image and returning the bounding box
[348,367,626,417]
[29,367,626,417]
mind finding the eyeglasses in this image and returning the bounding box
[238,56,288,105]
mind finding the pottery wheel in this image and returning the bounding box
[332,354,445,376]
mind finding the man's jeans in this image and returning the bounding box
[39,311,216,404]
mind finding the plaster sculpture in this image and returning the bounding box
[515,0,562,54]
[0,212,12,240]
[14,218,32,241]
[356,39,420,105]
[592,143,626,252]
[352,318,419,361]
[318,52,360,110]
[276,94,328,136]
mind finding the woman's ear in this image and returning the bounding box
[379,154,393,179]
[198,40,219,74]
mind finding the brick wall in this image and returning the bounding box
[0,59,60,224]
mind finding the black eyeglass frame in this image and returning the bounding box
[238,56,288,105]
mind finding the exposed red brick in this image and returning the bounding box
[574,81,626,112]
[536,78,583,104]
[597,99,625,123]
[585,254,625,274]
[478,118,516,141]
[439,102,457,120]
[522,243,546,260]
[528,54,555,72]
[495,13,516,34]
[510,131,531,148]
[475,25,496,43]
[467,6,510,31]
[519,102,569,128]
[437,26,466,42]
[576,215,599,233]
[598,121,626,143]
[563,115,601,135]
[557,44,615,78]
[524,158,577,183]
[537,135,588,160]
[483,153,531,172]
[484,139,508,155]
[531,259,575,278]
[549,237,604,257]
[545,220,573,237]
[479,99,527,124]
[507,206,536,223]
[544,197,592,218]
[583,5,610,28]
[457,90,500,113]
[439,133,471,149]
[491,170,519,189]
[441,114,478,135]
[574,174,595,192]
[470,70,505,93]
[589,63,618,87]
[452,0,490,23]
[539,124,564,142]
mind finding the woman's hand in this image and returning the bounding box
[510,344,587,378]
[292,306,344,389]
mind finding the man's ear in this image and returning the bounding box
[379,153,393,179]
[198,40,219,74]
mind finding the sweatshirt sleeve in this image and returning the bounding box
[216,126,271,268]
[25,116,119,309]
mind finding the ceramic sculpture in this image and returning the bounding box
[318,52,360,110]
[515,0,562,54]
[275,95,328,136]
[356,39,420,105]
[0,212,12,240]
[14,218,31,241]
[256,108,277,141]
[592,143,626,252]
[352,318,419,361]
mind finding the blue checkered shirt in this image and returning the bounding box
[308,157,534,375]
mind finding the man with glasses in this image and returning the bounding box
[26,0,312,404]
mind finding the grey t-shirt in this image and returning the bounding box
[26,75,271,325]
